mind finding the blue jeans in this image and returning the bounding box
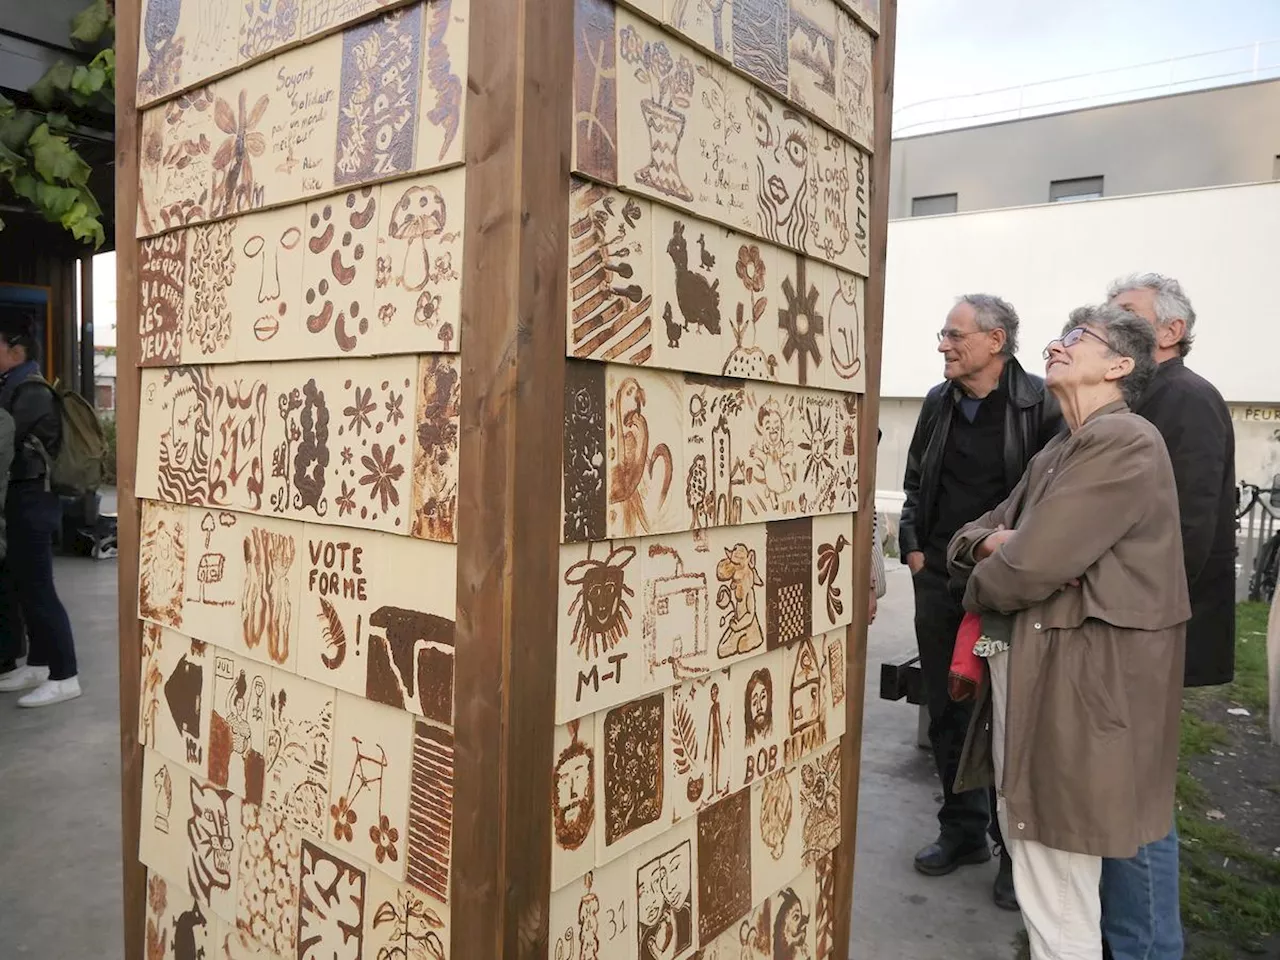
[1100,822,1183,960]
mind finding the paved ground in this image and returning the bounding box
[0,552,1022,958]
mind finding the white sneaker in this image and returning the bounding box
[0,664,49,692]
[17,676,82,708]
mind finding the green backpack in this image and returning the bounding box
[14,377,108,496]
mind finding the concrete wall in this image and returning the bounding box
[888,79,1280,219]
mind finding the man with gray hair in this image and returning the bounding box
[1102,273,1236,960]
[899,294,1063,910]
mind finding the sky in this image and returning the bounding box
[92,0,1280,346]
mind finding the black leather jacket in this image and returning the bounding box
[899,357,1064,563]
[0,365,61,485]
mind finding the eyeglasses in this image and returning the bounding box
[936,328,984,344]
[1042,326,1111,360]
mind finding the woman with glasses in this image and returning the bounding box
[946,303,1190,960]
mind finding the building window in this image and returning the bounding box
[911,193,958,217]
[1049,176,1104,202]
[95,382,114,411]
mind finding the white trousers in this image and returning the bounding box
[988,650,1103,960]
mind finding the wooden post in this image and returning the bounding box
[834,2,898,955]
[451,0,574,956]
[113,0,145,956]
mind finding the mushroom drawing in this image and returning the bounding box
[388,184,449,292]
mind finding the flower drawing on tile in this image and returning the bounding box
[236,804,302,955]
[778,256,824,386]
[211,90,270,218]
[370,885,447,960]
[748,89,812,251]
[335,6,424,185]
[370,814,401,865]
[621,25,697,203]
[714,542,764,659]
[185,222,237,358]
[720,243,776,380]
[411,355,460,542]
[240,0,302,61]
[345,386,377,436]
[139,90,215,236]
[360,443,404,514]
[565,544,637,661]
[800,745,841,863]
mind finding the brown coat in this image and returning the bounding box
[949,401,1190,859]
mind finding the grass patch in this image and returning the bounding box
[1228,602,1271,714]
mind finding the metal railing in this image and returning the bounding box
[894,39,1280,136]
[1236,480,1280,603]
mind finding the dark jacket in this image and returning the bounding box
[1132,357,1236,687]
[900,356,1064,564]
[0,361,61,486]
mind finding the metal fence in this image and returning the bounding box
[1237,479,1280,603]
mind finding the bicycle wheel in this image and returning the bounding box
[1250,532,1280,604]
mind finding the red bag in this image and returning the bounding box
[948,611,985,702]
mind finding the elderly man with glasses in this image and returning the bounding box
[899,294,1064,909]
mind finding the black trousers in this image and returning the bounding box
[9,485,76,680]
[0,556,27,667]
[912,565,1003,850]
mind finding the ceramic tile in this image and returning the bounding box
[551,854,638,960]
[631,816,699,960]
[225,205,309,362]
[263,668,337,840]
[822,267,865,392]
[717,239,781,382]
[630,0,664,17]
[552,717,599,892]
[638,529,714,685]
[296,838,370,960]
[668,0,734,61]
[240,0,303,63]
[770,251,828,388]
[731,0,788,94]
[787,0,837,126]
[765,516,813,650]
[334,6,424,186]
[556,538,648,724]
[179,506,249,646]
[208,650,272,805]
[604,364,687,539]
[745,87,814,254]
[416,0,469,169]
[819,629,847,743]
[364,867,453,959]
[806,132,870,275]
[695,785,752,943]
[235,803,304,954]
[730,643,785,789]
[780,632,831,766]
[140,500,190,629]
[139,623,212,777]
[204,62,275,219]
[685,58,754,232]
[797,742,841,865]
[207,366,274,514]
[566,180,655,367]
[668,668,734,823]
[327,690,415,880]
[406,719,455,902]
[409,354,461,543]
[145,869,217,959]
[301,187,381,357]
[562,360,608,544]
[616,11,705,212]
[777,862,820,959]
[842,0,878,33]
[300,0,387,39]
[227,514,307,671]
[372,168,465,355]
[136,368,200,504]
[597,690,671,865]
[749,762,802,906]
[810,513,853,634]
[138,0,241,105]
[814,850,835,959]
[573,0,619,182]
[139,748,184,902]
[214,918,290,960]
[834,8,874,150]
[140,231,190,366]
[182,220,241,362]
[255,37,344,207]
[678,381,747,530]
[297,524,456,710]
[138,88,218,238]
[705,522,770,669]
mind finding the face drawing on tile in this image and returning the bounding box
[644,542,708,683]
[187,778,237,908]
[410,355,461,542]
[304,189,378,353]
[335,7,423,185]
[715,542,763,659]
[159,367,215,505]
[748,399,796,512]
[620,24,697,203]
[827,272,863,385]
[744,668,772,746]
[555,719,596,853]
[140,502,187,628]
[565,543,637,662]
[602,693,665,848]
[297,839,367,960]
[773,887,812,960]
[568,181,652,365]
[748,91,811,251]
[209,655,269,805]
[610,376,675,536]
[636,839,694,960]
[242,221,305,348]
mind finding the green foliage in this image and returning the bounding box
[0,0,115,248]
[99,413,117,486]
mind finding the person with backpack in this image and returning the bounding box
[0,316,80,706]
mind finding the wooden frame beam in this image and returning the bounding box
[450,0,575,956]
